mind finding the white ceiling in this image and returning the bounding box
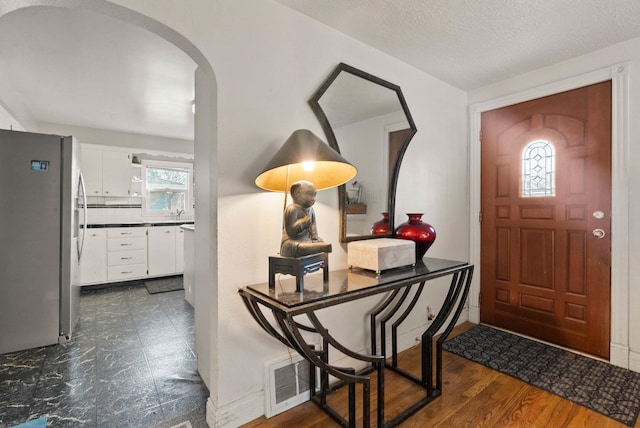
[276,0,640,90]
[2,2,640,141]
[0,7,196,140]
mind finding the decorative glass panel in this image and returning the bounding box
[522,140,555,197]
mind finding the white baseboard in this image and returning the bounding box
[468,305,480,324]
[610,342,630,369]
[629,350,640,373]
[206,391,264,428]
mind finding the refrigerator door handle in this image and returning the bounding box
[78,172,88,261]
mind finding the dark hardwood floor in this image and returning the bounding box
[242,322,637,428]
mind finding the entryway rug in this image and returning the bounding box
[443,324,640,426]
[145,276,184,294]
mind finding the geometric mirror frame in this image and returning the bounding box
[309,63,417,242]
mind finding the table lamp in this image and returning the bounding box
[255,129,357,291]
[256,129,357,192]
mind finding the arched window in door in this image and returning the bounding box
[522,140,555,197]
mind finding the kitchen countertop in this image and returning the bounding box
[180,224,195,231]
[84,221,194,228]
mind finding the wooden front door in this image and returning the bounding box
[480,81,612,359]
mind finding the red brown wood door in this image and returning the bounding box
[480,81,612,359]
[389,128,410,186]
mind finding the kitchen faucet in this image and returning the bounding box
[175,209,185,220]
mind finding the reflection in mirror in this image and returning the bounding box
[309,63,417,242]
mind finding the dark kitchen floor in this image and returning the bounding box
[0,282,209,428]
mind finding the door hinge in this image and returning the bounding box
[479,211,482,223]
[479,292,482,304]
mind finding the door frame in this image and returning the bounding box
[468,63,630,368]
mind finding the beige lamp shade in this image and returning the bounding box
[255,129,357,192]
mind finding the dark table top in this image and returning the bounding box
[243,257,471,314]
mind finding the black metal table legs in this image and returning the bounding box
[239,262,474,427]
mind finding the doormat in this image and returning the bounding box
[145,276,184,294]
[443,324,640,426]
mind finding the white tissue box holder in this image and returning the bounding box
[347,238,415,275]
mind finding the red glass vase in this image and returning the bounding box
[394,213,436,260]
[370,212,390,235]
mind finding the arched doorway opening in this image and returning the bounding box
[0,0,218,422]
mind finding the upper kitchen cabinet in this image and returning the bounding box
[81,147,102,195]
[81,147,131,197]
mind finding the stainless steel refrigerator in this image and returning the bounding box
[0,129,86,354]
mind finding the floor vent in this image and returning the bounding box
[264,353,312,418]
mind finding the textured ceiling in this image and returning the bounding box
[2,2,640,141]
[275,0,640,90]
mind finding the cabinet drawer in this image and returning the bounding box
[107,250,146,266]
[107,236,147,251]
[107,264,147,281]
[107,228,147,238]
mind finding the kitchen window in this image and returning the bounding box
[141,160,193,216]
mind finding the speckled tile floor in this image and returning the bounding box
[0,283,209,428]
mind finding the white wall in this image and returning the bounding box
[203,3,469,426]
[0,101,26,131]
[0,1,469,426]
[468,38,640,372]
[37,122,193,154]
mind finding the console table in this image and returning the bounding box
[239,257,474,427]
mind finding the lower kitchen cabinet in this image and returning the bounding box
[79,229,107,285]
[80,224,187,286]
[148,226,177,276]
[149,225,185,277]
[106,227,148,281]
[107,263,148,281]
[176,226,185,273]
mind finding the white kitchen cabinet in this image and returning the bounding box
[79,228,107,285]
[182,225,194,306]
[80,147,131,197]
[148,226,176,276]
[106,227,148,281]
[175,226,185,273]
[81,148,103,196]
[79,224,187,287]
[101,150,131,196]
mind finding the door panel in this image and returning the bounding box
[480,81,611,359]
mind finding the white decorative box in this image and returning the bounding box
[348,238,415,274]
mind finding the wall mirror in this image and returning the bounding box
[309,63,417,242]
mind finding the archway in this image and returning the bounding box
[0,0,218,420]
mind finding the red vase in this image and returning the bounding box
[371,212,390,235]
[394,213,436,260]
